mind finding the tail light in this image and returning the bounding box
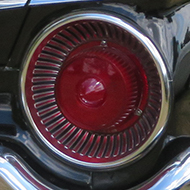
[21,13,171,169]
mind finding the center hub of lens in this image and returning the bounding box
[78,78,106,107]
[55,43,148,133]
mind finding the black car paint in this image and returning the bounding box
[0,7,28,66]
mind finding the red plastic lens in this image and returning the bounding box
[24,19,162,165]
[56,43,148,134]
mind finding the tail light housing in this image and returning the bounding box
[21,13,171,169]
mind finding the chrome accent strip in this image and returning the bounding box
[132,147,190,190]
[0,0,27,9]
[29,0,88,6]
[20,12,172,169]
[1,146,190,190]
[0,153,62,190]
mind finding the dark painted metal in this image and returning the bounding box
[0,8,28,66]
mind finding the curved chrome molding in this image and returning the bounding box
[29,0,90,6]
[1,146,190,190]
[20,12,172,169]
[0,0,27,9]
[0,152,62,190]
[132,147,190,190]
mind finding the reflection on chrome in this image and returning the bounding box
[1,146,190,189]
[0,0,27,9]
[133,147,190,190]
[30,0,87,6]
[0,153,62,190]
[0,156,34,190]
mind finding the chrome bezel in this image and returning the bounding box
[20,12,171,169]
[0,0,27,9]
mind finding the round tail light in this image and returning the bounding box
[21,13,171,169]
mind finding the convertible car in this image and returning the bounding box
[0,0,190,189]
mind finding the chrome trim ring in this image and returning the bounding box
[20,12,171,169]
[29,0,87,6]
[0,0,27,9]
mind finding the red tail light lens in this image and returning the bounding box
[21,13,170,168]
[56,43,148,134]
